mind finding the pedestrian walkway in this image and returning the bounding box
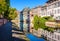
[0,21,12,41]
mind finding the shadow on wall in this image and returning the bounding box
[20,12,23,31]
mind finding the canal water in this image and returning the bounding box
[26,34,45,41]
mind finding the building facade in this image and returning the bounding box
[20,0,60,32]
[39,28,60,41]
[41,0,60,20]
[30,6,41,32]
[20,7,30,32]
[20,11,23,31]
[29,0,60,41]
[40,0,60,41]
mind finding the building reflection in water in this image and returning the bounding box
[20,7,30,32]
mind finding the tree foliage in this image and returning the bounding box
[0,0,17,20]
[47,27,54,32]
[39,17,47,29]
[41,16,55,32]
[0,0,7,13]
[33,15,40,30]
[0,0,10,18]
[33,15,47,30]
[8,8,18,20]
[43,16,55,21]
[33,15,55,32]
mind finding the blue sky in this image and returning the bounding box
[10,0,48,11]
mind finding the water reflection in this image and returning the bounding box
[26,34,45,41]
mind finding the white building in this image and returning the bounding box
[20,7,30,32]
[39,28,60,41]
[40,0,60,20]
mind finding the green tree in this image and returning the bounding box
[33,15,55,32]
[33,15,47,30]
[47,27,54,32]
[0,0,10,18]
[42,16,55,32]
[0,0,17,20]
[7,7,18,20]
[43,16,51,20]
[33,15,40,30]
[43,16,55,21]
[39,17,47,30]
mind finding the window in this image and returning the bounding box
[58,9,60,13]
[58,16,60,20]
[56,9,58,14]
[58,2,60,7]
[56,2,58,7]
[50,11,52,15]
[58,35,59,40]
[59,36,60,40]
[55,35,56,39]
[52,4,54,8]
[48,12,49,15]
[55,10,56,14]
[48,6,51,9]
[58,9,59,13]
[59,9,60,13]
[54,2,58,8]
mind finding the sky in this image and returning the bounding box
[10,0,48,11]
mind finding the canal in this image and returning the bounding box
[26,34,45,41]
